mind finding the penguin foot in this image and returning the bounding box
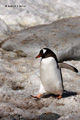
[56,95,62,99]
[31,94,42,98]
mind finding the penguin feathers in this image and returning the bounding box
[59,63,78,73]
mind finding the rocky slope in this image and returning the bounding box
[1,16,80,62]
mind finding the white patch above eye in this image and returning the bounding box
[43,49,46,54]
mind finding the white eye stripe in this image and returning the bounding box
[43,49,46,54]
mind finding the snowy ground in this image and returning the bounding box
[0,48,80,119]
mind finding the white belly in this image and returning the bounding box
[40,57,63,95]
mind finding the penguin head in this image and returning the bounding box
[36,48,57,60]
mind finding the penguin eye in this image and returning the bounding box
[43,49,46,54]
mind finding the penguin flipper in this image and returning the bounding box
[58,63,78,73]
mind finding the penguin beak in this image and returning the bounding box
[36,54,41,59]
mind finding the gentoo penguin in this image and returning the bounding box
[31,48,78,99]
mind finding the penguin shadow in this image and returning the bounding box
[62,90,77,98]
[41,90,77,99]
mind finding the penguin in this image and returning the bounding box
[31,48,78,99]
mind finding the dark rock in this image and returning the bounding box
[36,112,60,120]
[0,115,28,120]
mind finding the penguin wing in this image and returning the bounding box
[58,63,78,73]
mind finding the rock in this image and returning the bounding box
[36,112,60,120]
[0,48,27,60]
[1,16,80,61]
[14,50,27,57]
[3,44,14,51]
[0,115,27,120]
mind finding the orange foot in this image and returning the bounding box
[31,94,42,98]
[56,95,62,99]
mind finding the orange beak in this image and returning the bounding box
[36,54,41,59]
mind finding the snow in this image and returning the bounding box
[0,0,80,32]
